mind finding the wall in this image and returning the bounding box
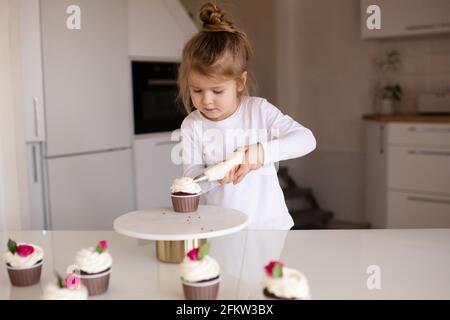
[378,35,450,114]
[179,0,278,105]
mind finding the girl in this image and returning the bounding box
[178,3,316,230]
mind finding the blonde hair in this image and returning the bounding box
[178,2,253,113]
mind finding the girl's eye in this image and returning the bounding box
[213,90,223,94]
[193,89,202,93]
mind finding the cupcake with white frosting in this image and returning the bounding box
[261,261,311,300]
[42,272,88,300]
[3,239,44,287]
[67,240,112,296]
[170,177,201,212]
[180,242,220,300]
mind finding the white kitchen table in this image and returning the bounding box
[1,229,450,299]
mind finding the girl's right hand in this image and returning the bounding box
[218,166,238,185]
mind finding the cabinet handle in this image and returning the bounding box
[408,126,450,133]
[405,24,435,31]
[408,150,450,157]
[407,196,450,206]
[156,140,179,146]
[33,97,39,138]
[147,79,178,86]
[379,125,384,155]
[32,145,38,183]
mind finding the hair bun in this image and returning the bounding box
[199,3,224,26]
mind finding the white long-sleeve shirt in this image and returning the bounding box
[180,96,316,230]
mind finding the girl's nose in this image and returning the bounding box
[202,92,213,106]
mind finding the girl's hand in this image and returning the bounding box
[233,143,264,184]
[218,165,239,185]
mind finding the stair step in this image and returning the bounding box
[290,209,333,230]
[282,187,312,199]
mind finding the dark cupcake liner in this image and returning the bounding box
[79,269,111,296]
[171,194,200,213]
[6,260,43,287]
[181,276,220,300]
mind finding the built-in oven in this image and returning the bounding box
[132,61,187,134]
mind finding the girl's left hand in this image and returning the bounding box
[233,143,264,184]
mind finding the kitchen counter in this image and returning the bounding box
[1,229,450,299]
[363,114,450,123]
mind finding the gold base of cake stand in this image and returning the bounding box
[156,239,207,263]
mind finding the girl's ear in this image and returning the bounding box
[237,71,248,92]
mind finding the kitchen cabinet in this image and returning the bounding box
[128,0,197,60]
[134,132,184,209]
[361,0,450,39]
[365,121,450,228]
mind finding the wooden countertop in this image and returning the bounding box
[363,114,450,123]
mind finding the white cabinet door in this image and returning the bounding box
[41,0,132,156]
[134,132,183,209]
[47,149,134,230]
[388,146,450,195]
[128,0,197,60]
[387,191,450,228]
[19,0,45,142]
[361,0,450,39]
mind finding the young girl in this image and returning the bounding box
[178,3,316,230]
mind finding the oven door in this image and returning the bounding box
[132,63,186,134]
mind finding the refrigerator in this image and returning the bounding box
[22,0,135,230]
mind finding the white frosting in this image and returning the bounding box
[3,243,44,269]
[262,267,310,299]
[180,255,220,283]
[204,150,245,181]
[70,247,112,274]
[170,177,201,194]
[42,282,88,300]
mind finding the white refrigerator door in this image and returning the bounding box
[19,0,46,142]
[40,0,132,156]
[26,143,47,230]
[47,149,134,230]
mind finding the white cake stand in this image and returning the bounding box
[113,205,248,263]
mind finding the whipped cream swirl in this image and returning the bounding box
[262,267,311,299]
[180,255,220,283]
[3,243,44,268]
[42,283,88,300]
[171,177,201,194]
[68,247,112,274]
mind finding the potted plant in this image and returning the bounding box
[381,84,403,114]
[373,50,402,114]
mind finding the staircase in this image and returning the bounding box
[277,167,333,229]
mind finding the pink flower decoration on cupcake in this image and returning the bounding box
[7,239,35,257]
[65,274,81,290]
[95,240,108,254]
[187,248,199,261]
[16,244,35,257]
[264,261,284,278]
[186,242,210,261]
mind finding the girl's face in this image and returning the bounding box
[188,71,247,121]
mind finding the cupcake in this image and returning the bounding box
[170,177,201,212]
[180,242,220,300]
[3,239,44,287]
[42,272,88,300]
[67,240,112,296]
[261,261,311,300]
